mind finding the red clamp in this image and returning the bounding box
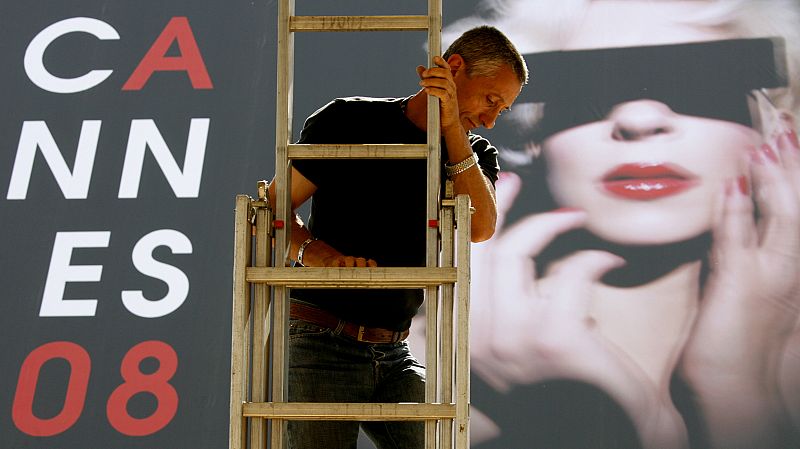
[273,220,285,229]
[428,219,439,228]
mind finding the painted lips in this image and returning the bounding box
[601,163,698,200]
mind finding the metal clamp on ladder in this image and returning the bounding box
[229,0,472,447]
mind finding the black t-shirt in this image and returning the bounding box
[291,96,499,331]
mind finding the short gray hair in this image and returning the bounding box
[443,25,529,85]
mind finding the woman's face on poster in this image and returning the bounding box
[539,0,763,244]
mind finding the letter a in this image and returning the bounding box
[122,17,212,90]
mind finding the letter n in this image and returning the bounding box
[7,121,100,200]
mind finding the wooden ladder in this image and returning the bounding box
[229,1,472,447]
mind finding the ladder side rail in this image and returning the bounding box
[271,0,295,448]
[424,0,443,445]
[425,0,442,268]
[439,183,456,449]
[454,194,472,449]
[274,2,294,265]
[250,195,272,448]
[242,207,254,449]
[424,286,440,447]
[229,195,252,449]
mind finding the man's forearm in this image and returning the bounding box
[443,126,498,242]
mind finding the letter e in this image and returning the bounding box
[40,231,110,317]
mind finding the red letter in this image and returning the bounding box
[122,17,212,90]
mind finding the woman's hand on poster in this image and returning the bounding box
[680,128,800,447]
[469,171,688,449]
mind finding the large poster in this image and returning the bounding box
[2,1,798,448]
[451,1,800,448]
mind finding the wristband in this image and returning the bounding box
[445,153,478,178]
[297,237,318,266]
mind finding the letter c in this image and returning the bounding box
[24,17,119,94]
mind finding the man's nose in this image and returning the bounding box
[479,106,503,129]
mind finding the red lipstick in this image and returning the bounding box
[601,163,698,200]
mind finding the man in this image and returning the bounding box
[267,25,527,449]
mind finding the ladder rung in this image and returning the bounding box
[288,144,428,159]
[243,402,456,421]
[246,267,457,288]
[290,15,429,32]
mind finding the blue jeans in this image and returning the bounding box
[287,318,426,449]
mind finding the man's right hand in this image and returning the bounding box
[416,55,462,132]
[320,254,378,268]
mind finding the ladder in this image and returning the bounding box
[229,0,473,447]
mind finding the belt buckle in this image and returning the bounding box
[357,325,367,342]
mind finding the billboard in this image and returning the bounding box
[2,1,798,448]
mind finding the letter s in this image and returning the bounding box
[122,229,192,318]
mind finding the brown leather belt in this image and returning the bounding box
[290,302,409,344]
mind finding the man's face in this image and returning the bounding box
[454,63,522,132]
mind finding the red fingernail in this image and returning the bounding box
[788,130,800,149]
[776,131,798,153]
[762,143,779,163]
[737,175,749,196]
[749,146,764,165]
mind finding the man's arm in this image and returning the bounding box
[417,55,498,242]
[442,129,498,242]
[267,168,377,267]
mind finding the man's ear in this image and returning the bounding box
[447,53,465,76]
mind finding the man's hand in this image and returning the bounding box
[416,55,463,132]
[301,238,378,268]
[319,254,378,268]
